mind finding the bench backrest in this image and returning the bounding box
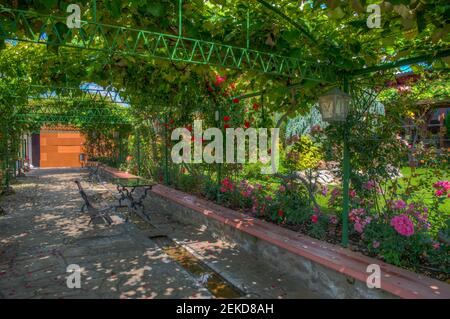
[74,180,92,208]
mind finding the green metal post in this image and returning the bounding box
[261,94,265,120]
[92,0,97,22]
[12,133,16,178]
[4,125,10,190]
[178,0,183,37]
[342,77,350,248]
[164,115,169,184]
[216,107,222,202]
[216,108,221,203]
[136,130,141,176]
[246,9,250,49]
[117,135,120,166]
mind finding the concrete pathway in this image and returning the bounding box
[0,168,211,299]
[0,168,318,299]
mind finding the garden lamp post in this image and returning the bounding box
[318,86,351,247]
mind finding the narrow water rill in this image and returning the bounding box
[129,211,243,299]
[150,235,243,299]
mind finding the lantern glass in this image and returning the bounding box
[318,88,351,122]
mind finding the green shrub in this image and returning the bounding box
[285,135,323,171]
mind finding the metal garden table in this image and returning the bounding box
[113,178,155,220]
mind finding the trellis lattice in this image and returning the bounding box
[0,7,337,81]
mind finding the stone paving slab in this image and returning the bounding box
[0,168,212,299]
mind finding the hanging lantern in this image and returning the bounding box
[318,88,351,122]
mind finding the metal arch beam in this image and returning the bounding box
[230,79,316,100]
[3,83,207,107]
[2,83,207,126]
[0,7,337,82]
[13,105,132,125]
[14,115,130,125]
[349,49,450,76]
[256,0,318,46]
[24,85,129,106]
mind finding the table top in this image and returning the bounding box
[113,177,155,188]
[85,161,101,167]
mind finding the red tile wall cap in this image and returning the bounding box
[100,165,141,180]
[151,184,450,299]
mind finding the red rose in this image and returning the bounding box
[253,103,259,110]
[224,124,230,129]
[214,75,226,86]
[244,121,250,128]
[278,210,284,217]
[232,98,240,104]
[223,116,231,122]
[311,215,318,223]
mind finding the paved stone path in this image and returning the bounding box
[0,168,212,299]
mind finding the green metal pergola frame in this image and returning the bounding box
[0,6,337,82]
[0,2,448,248]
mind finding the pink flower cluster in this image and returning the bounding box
[349,208,372,233]
[433,180,450,198]
[363,180,377,191]
[321,185,328,196]
[328,215,338,225]
[388,199,406,211]
[214,75,227,86]
[328,188,341,205]
[363,180,382,193]
[387,200,429,232]
[220,178,234,193]
[405,204,430,231]
[390,214,415,237]
[239,179,254,198]
[240,181,265,215]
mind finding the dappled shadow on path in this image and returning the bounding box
[0,168,211,299]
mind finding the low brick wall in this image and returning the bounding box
[144,185,450,299]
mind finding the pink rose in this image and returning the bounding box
[390,214,415,237]
[329,215,338,225]
[435,189,444,197]
[354,222,364,233]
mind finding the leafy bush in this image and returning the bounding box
[285,135,323,171]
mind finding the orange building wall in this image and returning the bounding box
[40,130,85,168]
